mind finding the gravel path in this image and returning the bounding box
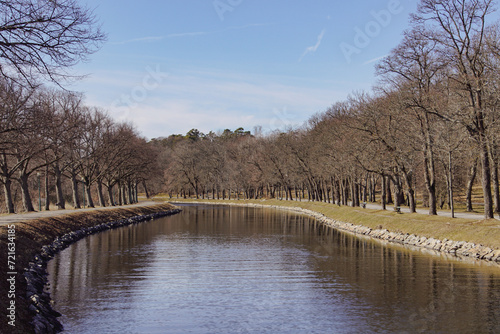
[0,201,158,225]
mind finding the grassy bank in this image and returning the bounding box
[0,203,176,334]
[162,198,500,250]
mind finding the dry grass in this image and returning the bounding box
[162,197,500,250]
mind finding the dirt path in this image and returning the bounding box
[0,201,158,225]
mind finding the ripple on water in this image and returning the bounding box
[47,205,500,334]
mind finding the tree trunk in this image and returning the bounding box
[128,182,133,203]
[350,178,356,207]
[44,169,50,211]
[352,179,360,207]
[392,176,403,212]
[122,183,128,204]
[465,159,477,212]
[338,180,343,205]
[370,175,377,202]
[126,182,131,203]
[70,173,81,209]
[479,138,494,219]
[490,151,500,215]
[422,112,437,215]
[362,174,368,204]
[3,178,15,213]
[18,170,35,212]
[407,188,416,213]
[54,164,65,209]
[118,182,123,205]
[385,176,393,205]
[334,178,340,205]
[133,181,138,203]
[402,170,416,213]
[314,180,321,202]
[427,184,437,215]
[381,175,387,211]
[84,178,95,208]
[423,151,437,215]
[106,184,115,206]
[97,179,106,207]
[325,180,331,203]
[142,180,150,199]
[448,151,455,218]
[341,179,348,206]
[129,182,135,203]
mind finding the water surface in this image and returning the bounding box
[47,204,500,333]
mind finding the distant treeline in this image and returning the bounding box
[154,0,500,219]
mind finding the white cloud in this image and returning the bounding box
[299,29,326,62]
[75,67,345,139]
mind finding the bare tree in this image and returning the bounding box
[75,108,112,208]
[0,78,34,212]
[377,27,448,215]
[0,0,105,87]
[10,90,54,212]
[413,0,498,218]
[40,89,83,209]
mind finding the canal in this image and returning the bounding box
[47,204,500,333]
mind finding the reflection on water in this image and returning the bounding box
[47,205,500,333]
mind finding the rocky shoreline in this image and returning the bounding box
[25,209,181,334]
[177,201,500,264]
[12,201,500,333]
[0,204,181,334]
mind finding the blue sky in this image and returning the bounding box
[71,0,418,139]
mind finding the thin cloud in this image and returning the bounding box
[113,36,165,45]
[299,29,326,62]
[114,24,272,45]
[363,55,388,66]
[166,31,209,38]
[114,31,208,45]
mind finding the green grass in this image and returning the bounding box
[159,196,500,250]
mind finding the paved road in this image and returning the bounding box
[0,201,158,225]
[0,200,495,226]
[363,202,499,220]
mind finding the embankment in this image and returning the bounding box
[0,203,180,334]
[172,200,500,264]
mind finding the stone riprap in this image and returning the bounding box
[24,209,181,334]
